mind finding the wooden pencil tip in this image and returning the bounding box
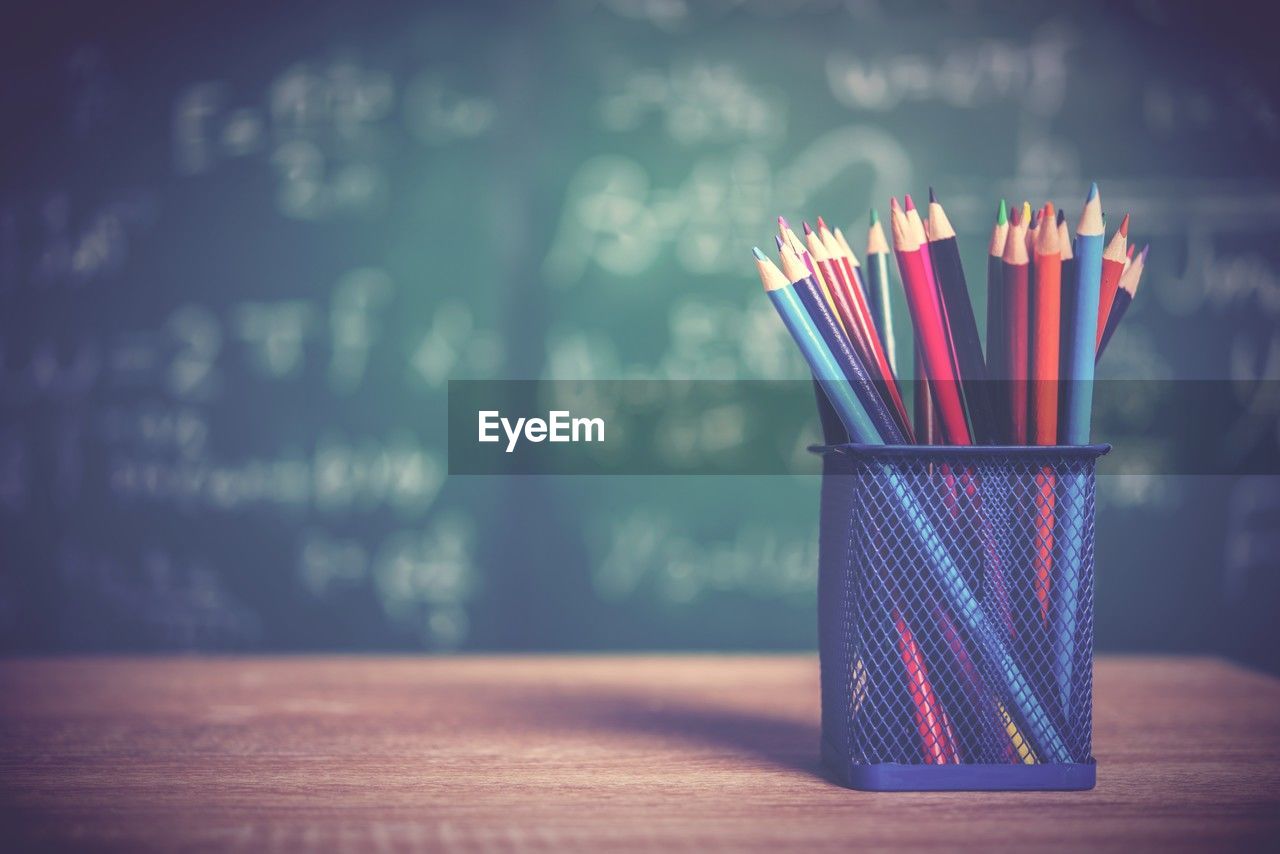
[904,194,916,212]
[1043,202,1055,221]
[816,215,828,232]
[890,196,901,212]
[1087,181,1099,202]
[752,246,768,261]
[1056,208,1066,225]
[928,186,937,204]
[778,215,790,231]
[1119,213,1130,237]
[774,235,785,252]
[802,220,813,235]
[997,199,1008,226]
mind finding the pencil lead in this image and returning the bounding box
[996,199,1008,226]
[774,235,785,252]
[1127,245,1135,259]
[1119,213,1130,237]
[1140,245,1150,262]
[870,208,879,226]
[1056,208,1066,225]
[752,246,768,261]
[816,215,828,232]
[1009,205,1021,227]
[928,186,937,204]
[802,220,813,235]
[1022,201,1032,223]
[904,193,916,212]
[890,196,901,213]
[778,215,790,232]
[1086,182,1099,202]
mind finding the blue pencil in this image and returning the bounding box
[1061,183,1104,445]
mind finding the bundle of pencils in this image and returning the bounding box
[754,184,1148,449]
[754,184,1147,767]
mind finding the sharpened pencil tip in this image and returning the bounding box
[904,194,916,212]
[774,235,785,251]
[928,187,937,204]
[1140,245,1150,261]
[890,196,901,212]
[1119,213,1130,237]
[778,215,790,231]
[752,246,767,261]
[1087,181,1099,202]
[1056,208,1066,225]
[870,208,879,225]
[996,199,1008,226]
[802,220,813,235]
[1021,201,1032,223]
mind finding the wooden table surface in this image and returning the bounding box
[2,655,1278,852]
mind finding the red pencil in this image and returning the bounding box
[893,608,960,764]
[890,199,972,445]
[1096,214,1130,348]
[1002,208,1031,445]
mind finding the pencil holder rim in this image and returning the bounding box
[808,443,1111,459]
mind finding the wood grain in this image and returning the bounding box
[1,655,1278,851]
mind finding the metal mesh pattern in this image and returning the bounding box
[818,445,1104,768]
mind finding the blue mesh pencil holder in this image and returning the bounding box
[815,443,1109,791]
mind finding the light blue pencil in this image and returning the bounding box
[1055,184,1105,713]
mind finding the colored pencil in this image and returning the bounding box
[755,248,881,444]
[780,243,906,444]
[1029,204,1062,626]
[1030,203,1062,445]
[893,608,960,764]
[860,214,898,375]
[1097,245,1148,361]
[1051,185,1106,714]
[908,195,967,431]
[821,215,865,295]
[928,189,997,444]
[812,221,913,438]
[1060,182,1104,445]
[891,199,973,445]
[985,200,1009,442]
[1001,207,1031,445]
[1095,214,1130,348]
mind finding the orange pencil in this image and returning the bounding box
[1030,203,1061,625]
[1030,203,1062,444]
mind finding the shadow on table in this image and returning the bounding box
[518,691,831,783]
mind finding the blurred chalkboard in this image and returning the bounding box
[1,1,1278,665]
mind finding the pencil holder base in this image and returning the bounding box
[823,739,1096,791]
